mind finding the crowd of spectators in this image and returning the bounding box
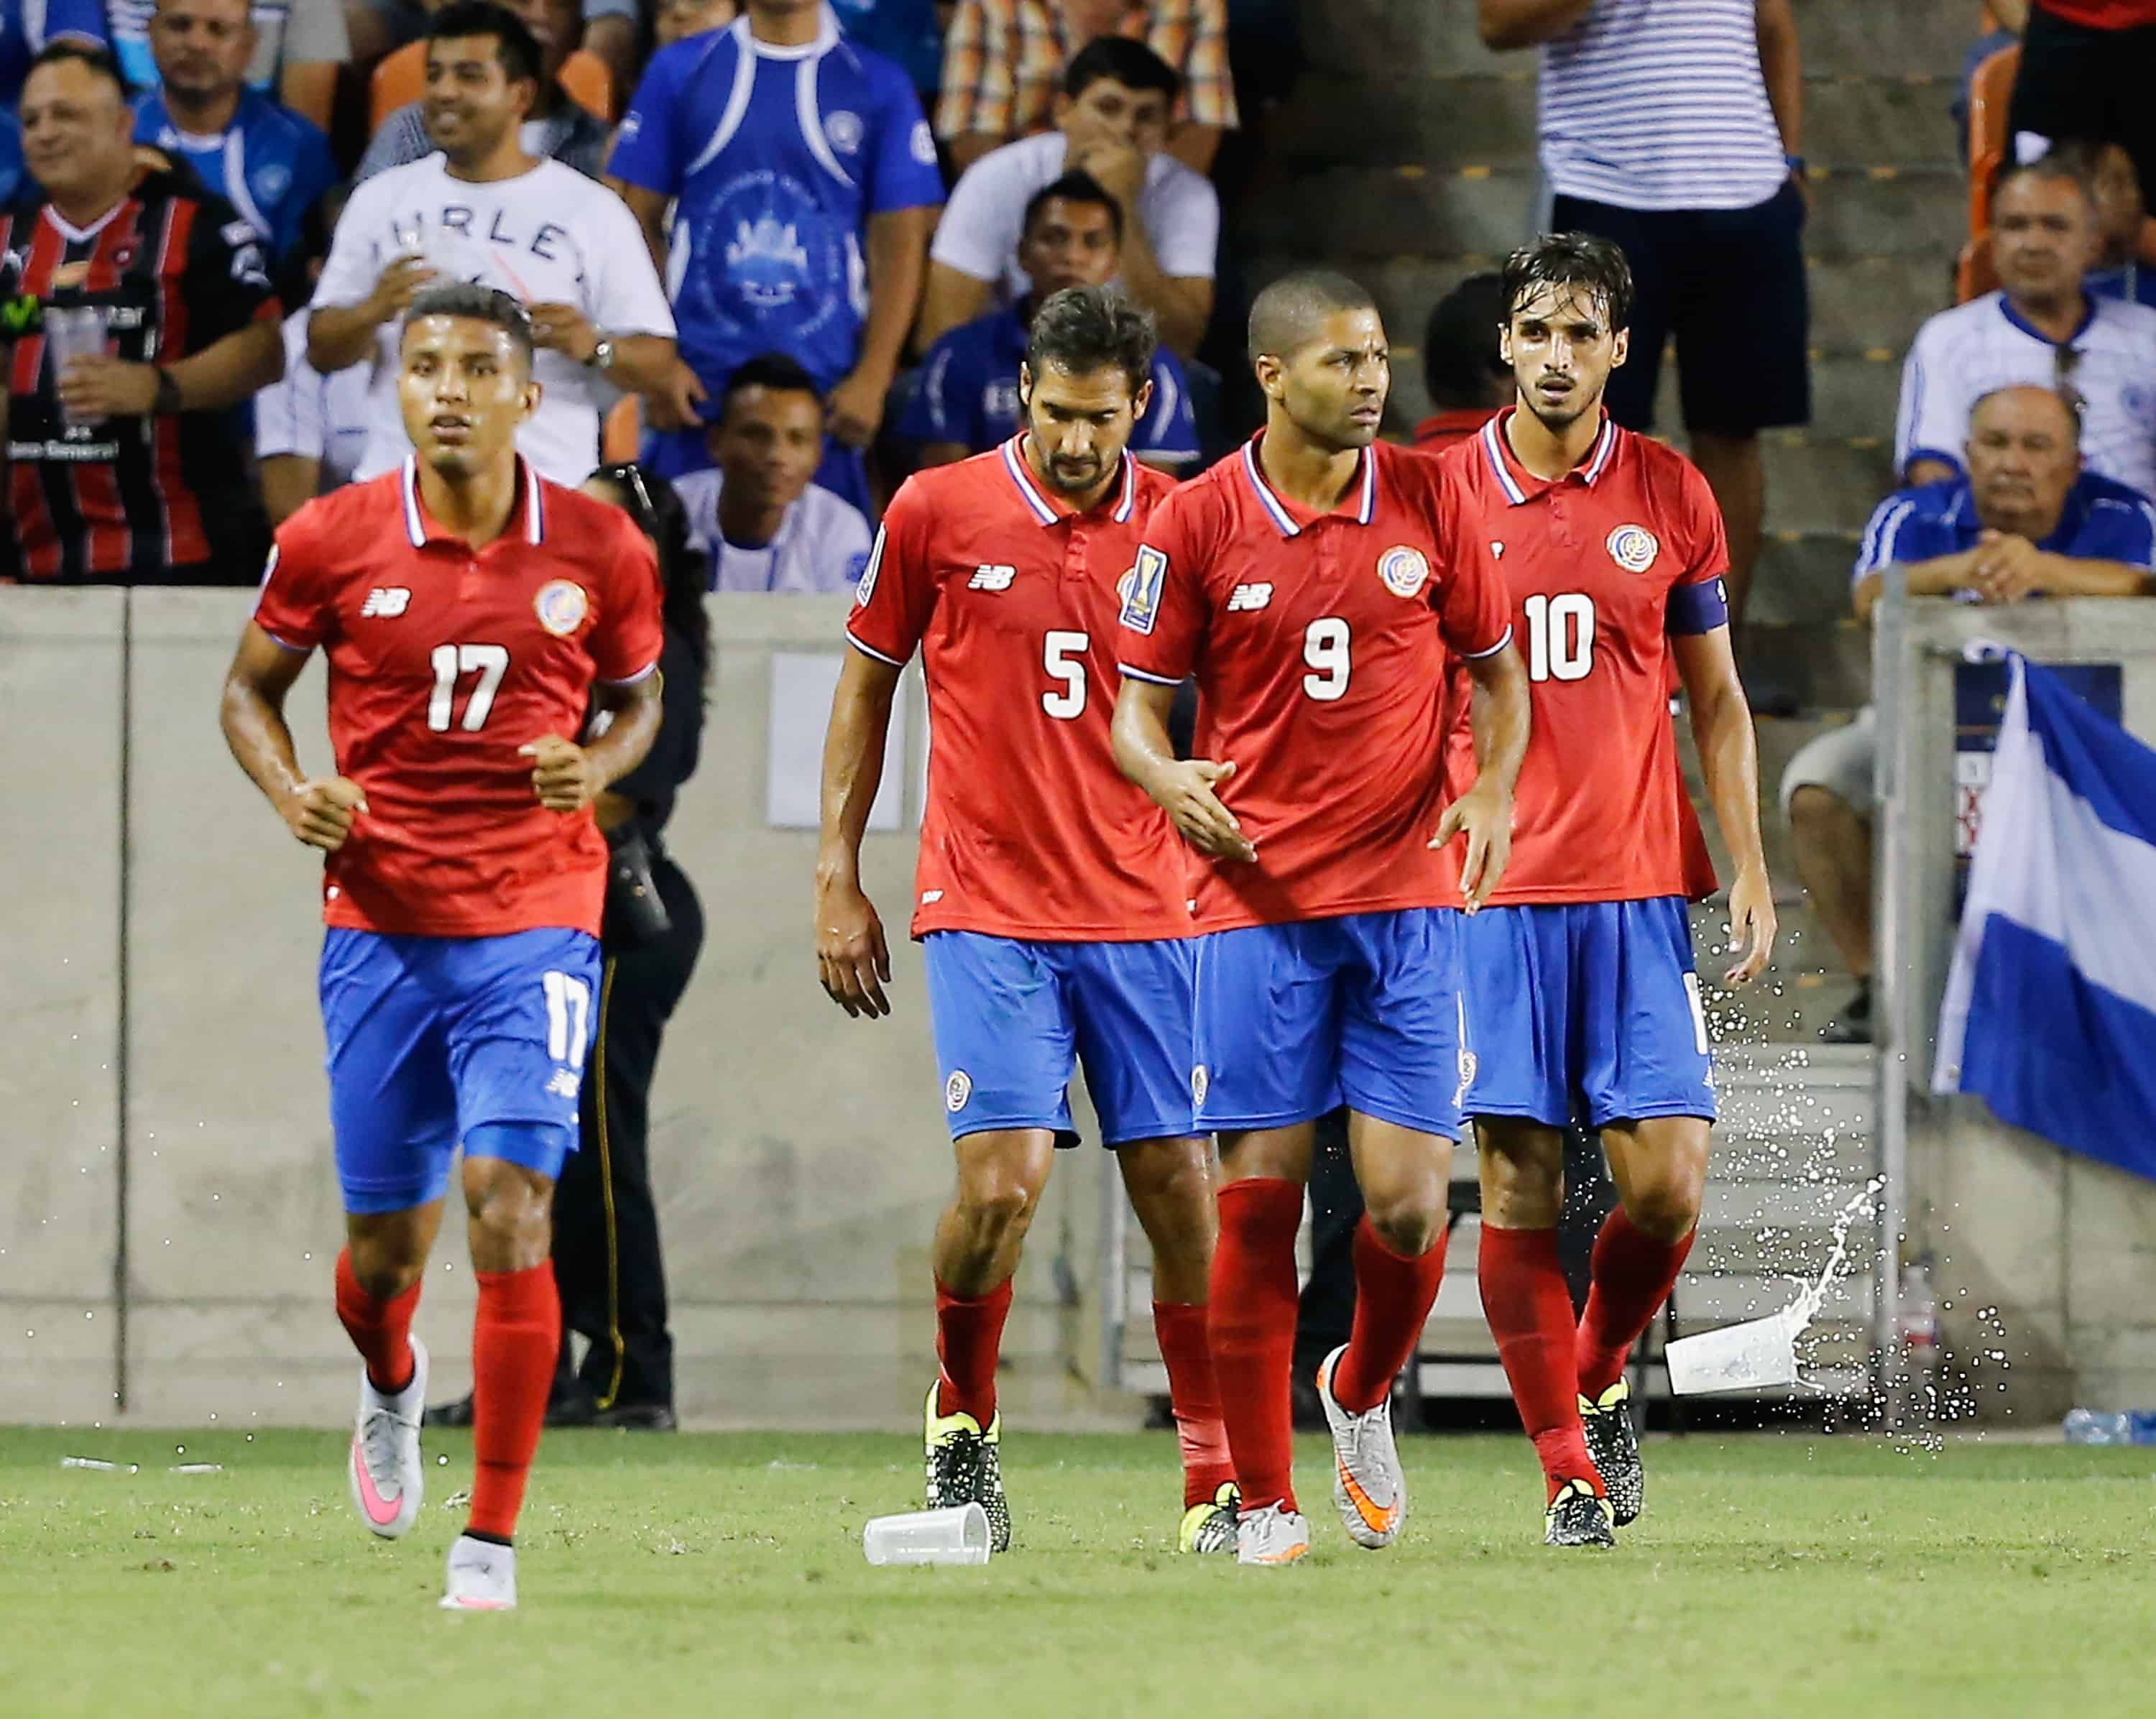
[0,0,1250,590]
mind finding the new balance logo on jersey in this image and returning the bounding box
[969,564,1017,591]
[361,587,411,618]
[1491,542,1506,559]
[545,1069,581,1100]
[1226,582,1273,612]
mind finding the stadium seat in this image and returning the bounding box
[369,43,617,133]
[1964,41,2018,243]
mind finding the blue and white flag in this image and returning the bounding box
[1934,655,2156,1179]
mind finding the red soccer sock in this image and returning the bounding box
[1576,1209,1697,1399]
[1329,1217,1451,1414]
[934,1276,1013,1424]
[333,1247,420,1396]
[1207,1179,1304,1515]
[1478,1223,1598,1501]
[1153,1301,1234,1508]
[467,1263,561,1542]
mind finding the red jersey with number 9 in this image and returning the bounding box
[1115,435,1514,932]
[1435,413,1725,904]
[847,441,1185,941]
[252,458,664,939]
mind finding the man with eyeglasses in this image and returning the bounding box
[1898,154,2156,499]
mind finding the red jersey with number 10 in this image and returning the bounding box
[847,441,1184,941]
[1437,412,1725,904]
[1117,435,1514,931]
[254,459,664,939]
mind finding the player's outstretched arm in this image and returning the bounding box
[815,648,904,1019]
[1432,639,1531,911]
[219,622,369,852]
[1109,676,1256,863]
[1673,627,1777,985]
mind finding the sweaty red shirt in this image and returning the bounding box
[847,440,1186,941]
[1437,412,1724,905]
[1414,406,1502,454]
[2040,3,2156,28]
[254,459,664,939]
[1117,434,1514,931]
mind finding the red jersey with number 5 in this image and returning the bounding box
[847,440,1184,941]
[1116,435,1514,931]
[253,458,664,939]
[1436,413,1726,904]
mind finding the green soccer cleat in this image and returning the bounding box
[1579,1376,1644,1526]
[1544,1478,1617,1549]
[1178,1483,1241,1554]
[923,1382,1011,1553]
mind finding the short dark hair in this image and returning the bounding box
[1061,36,1180,104]
[1246,269,1378,366]
[1991,150,2097,213]
[426,0,543,88]
[1026,284,1157,395]
[722,351,824,415]
[1021,170,1125,249]
[402,282,536,369]
[27,38,129,101]
[1423,272,1509,410]
[1501,231,1635,333]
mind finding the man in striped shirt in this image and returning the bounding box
[1783,384,2156,1043]
[936,0,1237,175]
[1483,0,1807,675]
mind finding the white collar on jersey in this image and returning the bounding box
[1478,411,1618,507]
[734,5,841,61]
[1239,435,1376,538]
[400,456,545,548]
[1000,435,1137,525]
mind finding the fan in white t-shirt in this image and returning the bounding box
[305,4,700,485]
[916,36,1219,357]
[672,354,874,594]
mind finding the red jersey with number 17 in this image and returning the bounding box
[1117,435,1514,932]
[253,458,665,939]
[1436,413,1725,904]
[847,441,1184,941]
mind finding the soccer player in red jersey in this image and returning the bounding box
[219,284,665,1610]
[1110,270,1531,1566]
[1436,234,1777,1547]
[816,287,1236,1555]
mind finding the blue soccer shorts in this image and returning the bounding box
[1459,897,1717,1130]
[319,927,602,1214]
[921,932,1199,1148]
[1192,908,1468,1140]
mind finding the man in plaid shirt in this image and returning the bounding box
[936,0,1236,173]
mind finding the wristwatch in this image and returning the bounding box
[588,336,617,374]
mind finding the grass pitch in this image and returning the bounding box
[4,1426,2151,1717]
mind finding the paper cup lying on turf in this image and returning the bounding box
[1665,1309,1802,1395]
[862,1502,991,1566]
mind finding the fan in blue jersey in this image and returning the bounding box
[605,0,944,512]
[903,168,1199,473]
[130,0,336,259]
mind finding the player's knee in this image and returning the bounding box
[957,1172,1042,1245]
[462,1153,555,1249]
[349,1250,424,1302]
[1624,1178,1703,1243]
[1363,1192,1442,1258]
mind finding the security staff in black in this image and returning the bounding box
[4,41,282,583]
[428,461,708,1432]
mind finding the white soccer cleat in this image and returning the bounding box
[1235,1501,1312,1567]
[1316,1343,1406,1549]
[347,1333,428,1540]
[439,1533,517,1610]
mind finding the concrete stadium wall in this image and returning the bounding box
[1,591,1115,1429]
[1892,599,2156,1419]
